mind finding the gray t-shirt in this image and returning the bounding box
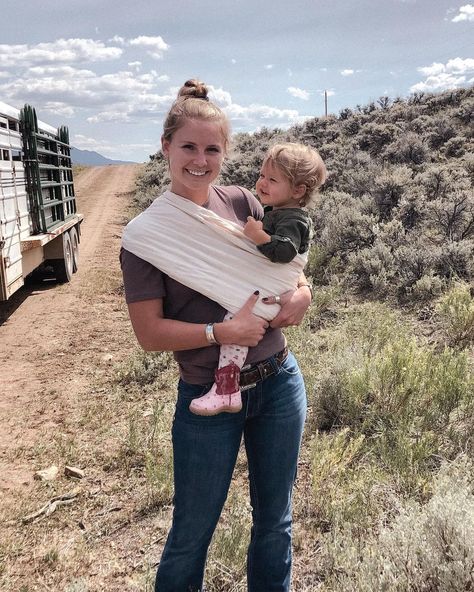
[120,185,286,384]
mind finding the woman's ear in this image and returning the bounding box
[161,135,169,157]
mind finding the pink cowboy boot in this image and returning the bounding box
[189,362,242,416]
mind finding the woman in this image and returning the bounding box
[120,79,312,592]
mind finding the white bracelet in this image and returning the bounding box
[205,323,219,345]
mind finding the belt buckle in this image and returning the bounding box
[240,363,256,392]
[257,361,269,381]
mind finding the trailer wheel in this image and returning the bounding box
[52,232,73,283]
[69,227,79,273]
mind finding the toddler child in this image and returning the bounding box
[190,142,327,416]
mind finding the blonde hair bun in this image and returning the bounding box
[162,79,230,151]
[178,79,209,101]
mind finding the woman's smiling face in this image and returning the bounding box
[162,119,225,204]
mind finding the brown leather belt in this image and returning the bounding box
[239,346,288,391]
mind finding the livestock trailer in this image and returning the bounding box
[0,102,83,301]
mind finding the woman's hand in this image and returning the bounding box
[214,292,268,347]
[263,286,312,328]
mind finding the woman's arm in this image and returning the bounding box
[128,292,268,352]
[263,273,312,328]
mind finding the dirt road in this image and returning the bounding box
[0,164,140,492]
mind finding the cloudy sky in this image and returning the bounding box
[1,0,473,162]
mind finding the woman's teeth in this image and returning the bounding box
[187,169,206,176]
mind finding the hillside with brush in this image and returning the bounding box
[135,86,474,304]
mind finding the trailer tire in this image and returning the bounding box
[70,227,79,273]
[52,232,73,283]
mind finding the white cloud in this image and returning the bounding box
[86,111,132,123]
[231,59,237,64]
[264,64,274,70]
[0,39,122,69]
[209,86,233,107]
[182,85,310,129]
[0,64,173,121]
[287,86,310,100]
[419,57,474,76]
[26,65,96,78]
[340,69,354,76]
[418,62,446,77]
[128,36,169,59]
[86,91,175,123]
[109,35,126,45]
[410,72,468,92]
[0,36,170,71]
[225,102,302,123]
[73,133,155,158]
[42,102,75,117]
[452,4,474,22]
[411,57,474,92]
[167,84,310,128]
[0,42,312,141]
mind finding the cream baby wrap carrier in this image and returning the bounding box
[121,190,308,321]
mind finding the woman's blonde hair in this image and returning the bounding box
[162,79,231,152]
[264,142,327,207]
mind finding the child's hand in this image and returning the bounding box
[244,217,263,241]
[243,217,271,245]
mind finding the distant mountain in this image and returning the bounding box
[71,147,139,165]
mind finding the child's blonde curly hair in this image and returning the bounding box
[263,142,327,207]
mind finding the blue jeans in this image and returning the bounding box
[155,352,307,592]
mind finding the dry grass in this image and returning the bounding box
[2,268,473,591]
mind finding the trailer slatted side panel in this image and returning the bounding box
[0,112,30,299]
[20,106,76,234]
[0,102,82,301]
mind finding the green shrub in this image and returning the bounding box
[118,399,174,508]
[323,457,474,592]
[130,153,170,217]
[312,192,376,260]
[372,166,412,220]
[384,132,428,165]
[410,272,445,301]
[434,240,474,281]
[115,350,175,387]
[347,242,395,296]
[206,490,250,591]
[395,242,435,293]
[444,136,465,157]
[311,303,473,495]
[310,429,389,529]
[436,282,474,348]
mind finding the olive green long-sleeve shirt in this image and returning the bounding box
[257,206,313,263]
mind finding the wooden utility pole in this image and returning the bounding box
[324,90,328,117]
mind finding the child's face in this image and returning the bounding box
[256,161,303,209]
